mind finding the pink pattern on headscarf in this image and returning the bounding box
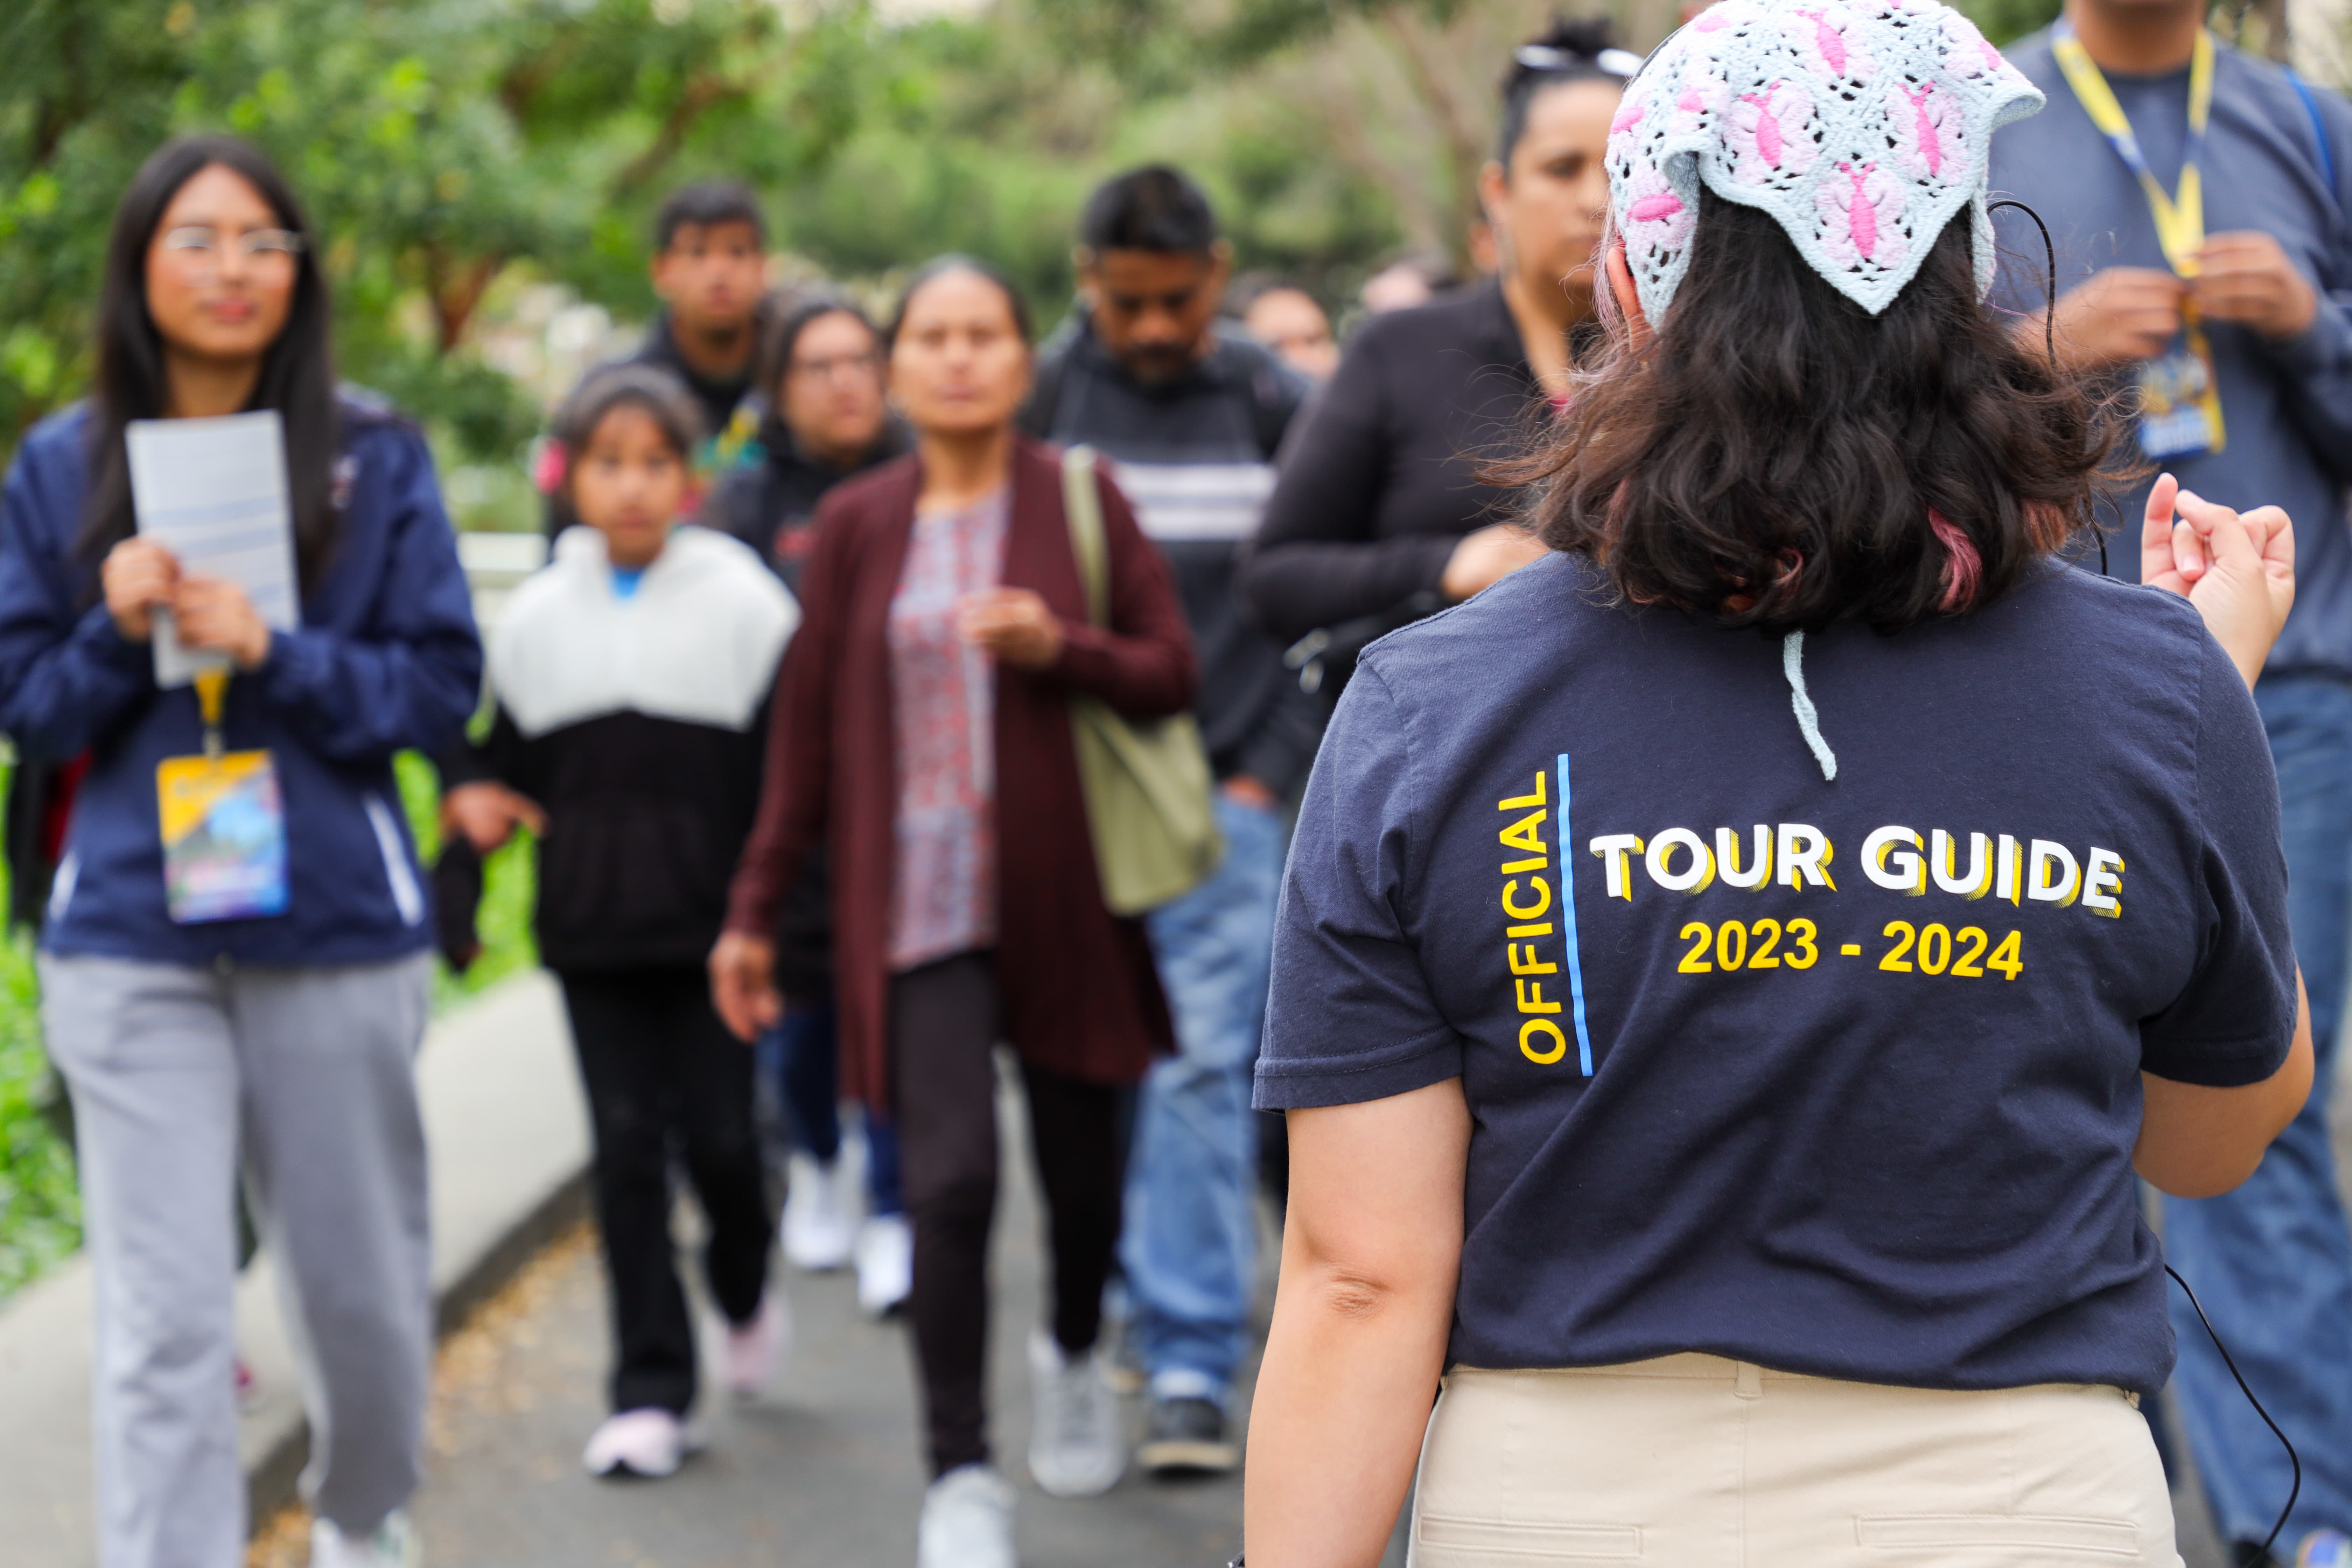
[1611,102,1646,136]
[1843,163,1877,256]
[1815,160,1910,271]
[1791,6,1874,81]
[1730,80,1818,183]
[1631,190,1688,224]
[1605,0,2043,318]
[1929,508,1982,611]
[1744,91,1784,165]
[1898,83,1944,175]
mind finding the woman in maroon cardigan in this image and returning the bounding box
[712,256,1195,1563]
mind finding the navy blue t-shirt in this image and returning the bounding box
[1256,552,2296,1396]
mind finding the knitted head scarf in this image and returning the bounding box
[1606,0,2044,321]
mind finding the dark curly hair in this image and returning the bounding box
[1524,191,2114,636]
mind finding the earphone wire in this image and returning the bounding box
[2168,1264,2301,1560]
[1986,196,2106,576]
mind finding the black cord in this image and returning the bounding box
[1989,198,2059,369]
[2168,1264,2301,1562]
[1986,197,2109,578]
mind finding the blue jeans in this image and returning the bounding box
[758,994,902,1216]
[1125,794,1286,1402]
[2166,673,2352,1547]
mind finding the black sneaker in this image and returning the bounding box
[1138,1395,1239,1476]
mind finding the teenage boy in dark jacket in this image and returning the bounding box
[1020,164,1315,1476]
[540,180,772,539]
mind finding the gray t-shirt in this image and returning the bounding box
[1989,32,2352,678]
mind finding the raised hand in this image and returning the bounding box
[2141,471,2294,689]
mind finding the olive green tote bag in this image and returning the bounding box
[1059,446,1224,915]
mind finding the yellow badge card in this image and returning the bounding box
[156,748,288,924]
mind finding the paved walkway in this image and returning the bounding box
[298,1071,1406,1568]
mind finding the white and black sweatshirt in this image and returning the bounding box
[475,524,799,972]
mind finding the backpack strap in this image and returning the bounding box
[1061,444,1108,629]
[2288,69,2339,193]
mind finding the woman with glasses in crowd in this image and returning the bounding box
[0,135,480,1568]
[711,292,915,1315]
[712,256,1195,1568]
[1239,18,1638,691]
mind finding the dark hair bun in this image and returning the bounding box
[1501,15,1623,97]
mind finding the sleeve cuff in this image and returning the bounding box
[1253,1025,1463,1110]
[2141,1030,2294,1088]
[2260,295,2352,379]
[74,602,153,674]
[251,625,331,702]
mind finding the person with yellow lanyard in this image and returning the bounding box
[1993,1,2352,1563]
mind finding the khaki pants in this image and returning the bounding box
[1412,1354,2181,1567]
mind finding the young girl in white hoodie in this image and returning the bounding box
[447,365,799,1477]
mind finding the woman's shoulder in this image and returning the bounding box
[659,525,796,612]
[1344,284,1507,365]
[333,387,435,490]
[10,402,93,481]
[817,449,920,517]
[1988,559,2214,668]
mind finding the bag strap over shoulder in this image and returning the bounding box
[1062,444,1109,629]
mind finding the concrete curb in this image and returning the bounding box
[0,969,589,1563]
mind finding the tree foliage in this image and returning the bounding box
[0,0,871,461]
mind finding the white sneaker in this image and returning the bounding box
[724,1290,792,1400]
[918,1463,1017,1568]
[855,1213,913,1317]
[310,1509,419,1568]
[1026,1329,1124,1498]
[582,1407,686,1478]
[782,1152,857,1270]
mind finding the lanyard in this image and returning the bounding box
[194,667,229,758]
[2051,21,2213,275]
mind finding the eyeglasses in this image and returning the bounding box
[1516,43,1646,77]
[160,226,307,275]
[790,351,882,383]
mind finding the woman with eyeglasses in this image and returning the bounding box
[709,293,915,1314]
[1239,18,1639,692]
[0,136,481,1568]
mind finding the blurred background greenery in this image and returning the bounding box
[1,0,2113,504]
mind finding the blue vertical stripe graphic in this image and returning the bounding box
[1556,751,1595,1076]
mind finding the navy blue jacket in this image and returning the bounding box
[0,398,482,965]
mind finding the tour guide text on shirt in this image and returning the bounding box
[1496,764,2129,1071]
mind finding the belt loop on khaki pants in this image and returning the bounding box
[1735,1360,1764,1400]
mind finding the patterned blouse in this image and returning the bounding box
[886,486,1010,972]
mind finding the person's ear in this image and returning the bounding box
[647,247,677,306]
[1072,245,1099,303]
[1477,160,1510,227]
[1606,239,1649,337]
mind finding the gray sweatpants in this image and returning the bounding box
[38,952,434,1568]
